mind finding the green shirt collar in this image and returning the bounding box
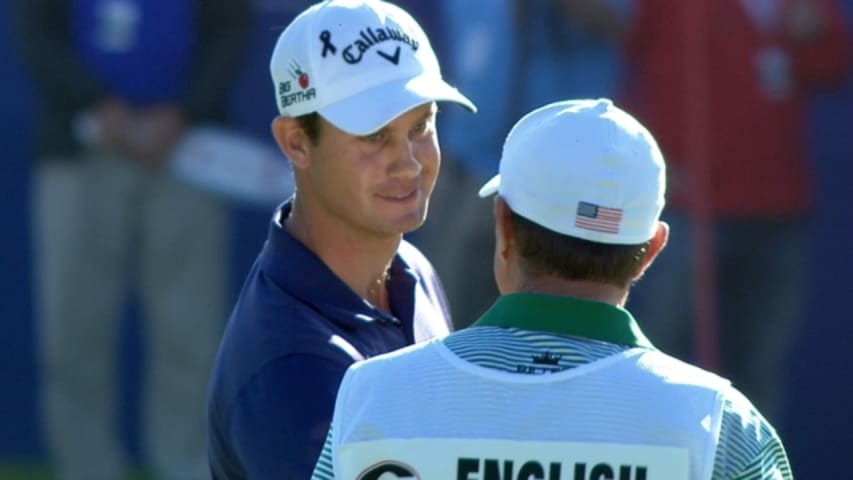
[472,293,654,349]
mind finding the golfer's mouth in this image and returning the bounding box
[378,188,418,203]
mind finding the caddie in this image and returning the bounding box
[312,99,792,480]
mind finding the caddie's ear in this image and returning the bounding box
[633,221,669,280]
[494,196,515,263]
[271,116,311,170]
[492,196,517,294]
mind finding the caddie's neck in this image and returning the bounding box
[284,194,398,310]
[512,275,631,307]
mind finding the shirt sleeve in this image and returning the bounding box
[311,425,336,480]
[712,386,793,479]
[227,354,348,479]
[311,359,362,480]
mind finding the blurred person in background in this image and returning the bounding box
[417,0,633,327]
[622,0,849,423]
[9,0,250,479]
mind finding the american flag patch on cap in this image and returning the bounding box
[575,201,623,234]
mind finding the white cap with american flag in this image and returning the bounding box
[478,98,666,245]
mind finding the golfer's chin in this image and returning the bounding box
[379,193,429,235]
[393,208,428,235]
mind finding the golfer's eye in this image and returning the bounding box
[361,131,386,144]
[411,116,435,137]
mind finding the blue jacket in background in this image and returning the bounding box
[71,0,194,104]
[10,0,251,158]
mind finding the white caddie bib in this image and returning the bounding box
[331,337,728,480]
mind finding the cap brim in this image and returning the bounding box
[478,174,500,198]
[319,75,477,136]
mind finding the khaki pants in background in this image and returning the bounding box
[33,150,229,480]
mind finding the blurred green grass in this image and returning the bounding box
[0,464,151,480]
[0,464,50,480]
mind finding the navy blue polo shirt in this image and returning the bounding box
[207,200,452,479]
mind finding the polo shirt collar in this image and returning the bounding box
[260,200,413,328]
[473,293,654,349]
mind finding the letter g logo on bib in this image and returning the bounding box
[357,460,420,480]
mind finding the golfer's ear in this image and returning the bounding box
[272,116,311,169]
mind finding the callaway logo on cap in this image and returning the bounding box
[479,99,666,245]
[270,0,476,135]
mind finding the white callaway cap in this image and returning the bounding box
[270,0,476,135]
[479,99,666,245]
